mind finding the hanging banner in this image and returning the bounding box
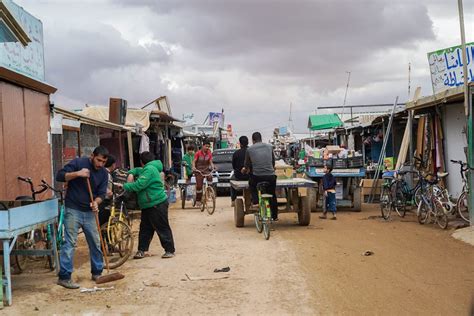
[208,112,224,128]
[428,42,474,94]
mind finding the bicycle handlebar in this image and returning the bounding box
[17,176,32,183]
[193,169,216,177]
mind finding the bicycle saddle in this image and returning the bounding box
[437,172,449,178]
[257,182,270,192]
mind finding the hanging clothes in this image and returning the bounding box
[139,134,150,153]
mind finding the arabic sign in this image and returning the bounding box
[0,0,45,82]
[182,113,195,126]
[428,42,474,94]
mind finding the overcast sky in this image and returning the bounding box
[17,0,474,139]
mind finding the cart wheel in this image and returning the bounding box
[234,198,245,227]
[307,187,318,212]
[181,188,186,209]
[298,196,311,226]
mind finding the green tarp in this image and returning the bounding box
[308,114,343,131]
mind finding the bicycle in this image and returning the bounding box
[193,169,217,215]
[417,173,449,229]
[99,183,134,269]
[380,171,395,220]
[450,160,472,223]
[13,176,51,272]
[40,180,66,251]
[254,182,273,240]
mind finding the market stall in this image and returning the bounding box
[306,145,364,211]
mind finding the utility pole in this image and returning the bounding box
[408,62,411,99]
[341,71,351,125]
[457,0,473,225]
[288,102,294,134]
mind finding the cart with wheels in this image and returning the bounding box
[306,166,364,212]
[0,198,58,307]
[230,178,316,227]
[178,176,218,209]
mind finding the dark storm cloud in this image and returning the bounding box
[44,23,169,102]
[115,0,435,88]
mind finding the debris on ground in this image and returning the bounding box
[80,286,115,293]
[213,267,230,273]
[143,281,163,287]
[185,273,230,281]
[362,250,374,256]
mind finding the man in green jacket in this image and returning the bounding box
[120,151,175,259]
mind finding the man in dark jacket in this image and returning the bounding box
[56,146,109,289]
[120,151,175,259]
[243,132,278,220]
[231,136,249,206]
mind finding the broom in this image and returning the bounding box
[86,178,125,284]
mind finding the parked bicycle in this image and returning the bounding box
[99,183,134,269]
[193,169,217,215]
[13,176,52,272]
[417,173,449,229]
[40,180,66,251]
[450,160,472,224]
[254,182,273,240]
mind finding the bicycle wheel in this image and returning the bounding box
[254,211,263,233]
[205,186,216,215]
[263,219,270,240]
[413,186,422,207]
[391,181,406,218]
[433,197,448,229]
[100,220,134,269]
[13,234,28,273]
[380,185,392,220]
[456,191,470,223]
[417,199,430,224]
[181,187,186,209]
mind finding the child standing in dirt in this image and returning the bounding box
[320,165,337,220]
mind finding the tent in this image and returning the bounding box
[307,114,343,131]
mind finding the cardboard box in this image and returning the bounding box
[275,167,293,179]
[360,179,383,195]
[326,145,342,154]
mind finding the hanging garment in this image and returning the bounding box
[139,134,150,153]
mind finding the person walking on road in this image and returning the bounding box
[231,136,249,206]
[243,132,278,220]
[56,146,109,289]
[319,165,337,220]
[193,140,216,207]
[119,151,175,259]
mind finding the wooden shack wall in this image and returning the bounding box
[0,81,52,200]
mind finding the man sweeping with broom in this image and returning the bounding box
[55,146,110,289]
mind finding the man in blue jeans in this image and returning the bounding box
[56,146,109,289]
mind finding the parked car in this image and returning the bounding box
[212,149,237,194]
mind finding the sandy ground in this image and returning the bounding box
[3,198,474,315]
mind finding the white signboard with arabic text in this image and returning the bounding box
[428,42,473,94]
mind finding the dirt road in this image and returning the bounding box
[4,198,474,315]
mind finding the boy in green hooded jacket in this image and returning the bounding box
[120,151,175,259]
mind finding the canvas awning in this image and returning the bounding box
[80,105,151,131]
[308,114,343,131]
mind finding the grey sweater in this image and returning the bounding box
[244,142,275,176]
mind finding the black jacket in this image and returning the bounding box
[232,147,249,180]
